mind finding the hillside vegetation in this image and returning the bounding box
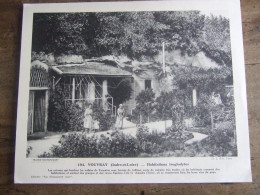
[32,11,231,68]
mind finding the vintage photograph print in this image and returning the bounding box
[26,11,236,158]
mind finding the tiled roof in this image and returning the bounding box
[52,62,132,77]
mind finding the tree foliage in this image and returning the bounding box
[133,89,155,123]
[47,85,84,132]
[32,11,231,65]
[154,91,184,121]
[200,16,232,66]
[172,65,232,95]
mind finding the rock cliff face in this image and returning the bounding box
[154,49,220,70]
[83,49,221,73]
[32,50,222,72]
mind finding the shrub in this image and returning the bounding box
[154,91,185,123]
[38,127,195,158]
[225,127,235,138]
[166,121,185,134]
[206,130,237,156]
[39,133,99,158]
[136,125,193,155]
[26,146,33,157]
[128,109,144,124]
[92,105,116,131]
[97,134,112,157]
[136,125,163,154]
[188,93,213,127]
[48,85,84,132]
[183,130,237,157]
[110,131,139,157]
[39,131,139,158]
[48,86,116,132]
[132,89,155,124]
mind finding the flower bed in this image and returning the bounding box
[39,126,194,158]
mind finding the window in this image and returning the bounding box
[145,80,152,89]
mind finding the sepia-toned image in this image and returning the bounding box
[26,11,236,158]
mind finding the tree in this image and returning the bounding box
[199,15,232,67]
[134,89,155,124]
[154,91,185,131]
[32,13,91,56]
[172,65,232,96]
[32,11,231,65]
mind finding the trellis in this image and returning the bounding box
[30,66,49,88]
[62,75,116,115]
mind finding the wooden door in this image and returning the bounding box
[27,91,34,134]
[33,90,46,132]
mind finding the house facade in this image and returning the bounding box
[28,56,217,134]
[50,60,174,115]
[51,61,132,115]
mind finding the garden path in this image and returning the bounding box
[27,118,137,157]
[27,134,64,157]
[185,132,208,144]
